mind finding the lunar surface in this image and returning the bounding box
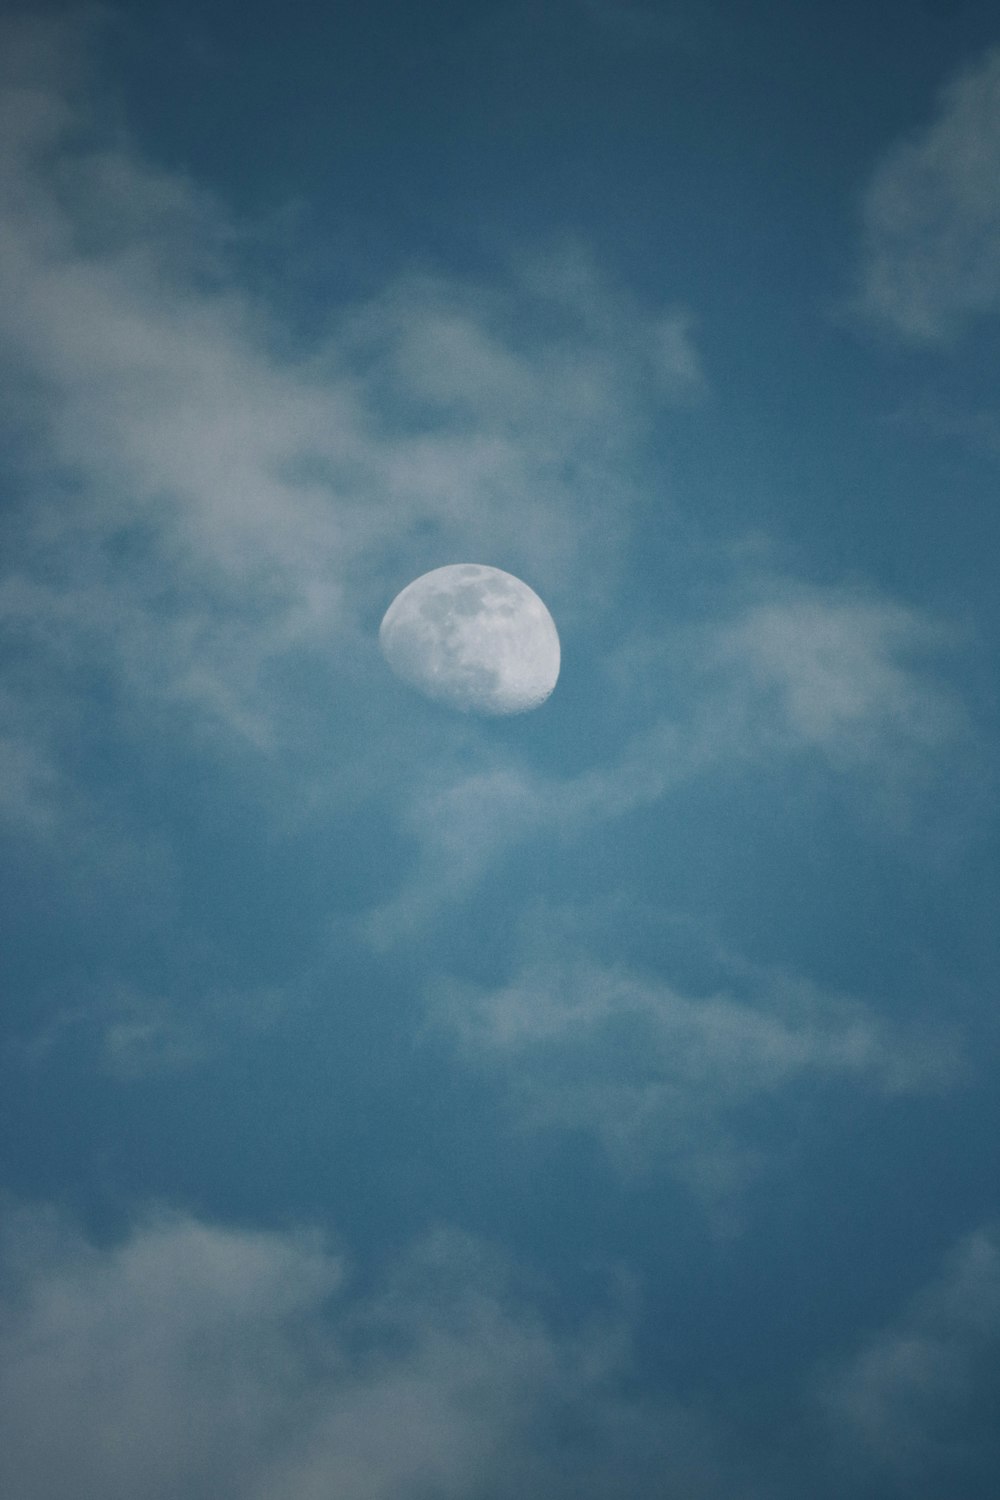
[379,564,560,715]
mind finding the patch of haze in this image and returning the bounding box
[818,1228,1000,1493]
[430,930,961,1224]
[858,45,1000,341]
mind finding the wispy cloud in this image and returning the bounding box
[3,1203,996,1499]
[0,689,63,831]
[857,45,1000,341]
[432,937,959,1217]
[363,759,546,945]
[600,574,982,853]
[0,15,701,788]
[0,1205,734,1500]
[12,979,293,1080]
[366,573,977,945]
[0,1208,342,1500]
[705,579,964,767]
[819,1227,1000,1491]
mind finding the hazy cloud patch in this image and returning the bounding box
[12,980,293,1080]
[0,1209,341,1500]
[0,17,699,773]
[1,1205,996,1500]
[363,759,546,947]
[858,46,1000,341]
[0,695,63,832]
[818,1227,1000,1493]
[432,943,959,1217]
[0,1206,735,1500]
[707,581,963,767]
[363,573,979,946]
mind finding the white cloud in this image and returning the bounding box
[0,1206,735,1500]
[13,979,292,1079]
[819,1228,1000,1488]
[0,16,700,777]
[0,692,62,831]
[367,574,973,945]
[4,18,974,879]
[0,1209,342,1500]
[3,1207,993,1500]
[858,46,1000,341]
[432,944,959,1213]
[364,759,546,946]
[594,576,974,840]
[706,581,962,767]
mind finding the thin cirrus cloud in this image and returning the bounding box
[13,977,293,1082]
[364,575,975,947]
[705,581,967,769]
[598,577,971,801]
[858,45,1000,342]
[431,946,959,1211]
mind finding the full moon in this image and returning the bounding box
[379,564,560,716]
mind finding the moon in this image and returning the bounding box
[379,564,560,716]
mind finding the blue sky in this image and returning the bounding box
[1,3,999,1496]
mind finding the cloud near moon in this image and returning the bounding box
[379,565,561,716]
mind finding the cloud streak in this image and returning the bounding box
[432,940,959,1214]
[704,579,965,770]
[366,573,976,944]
